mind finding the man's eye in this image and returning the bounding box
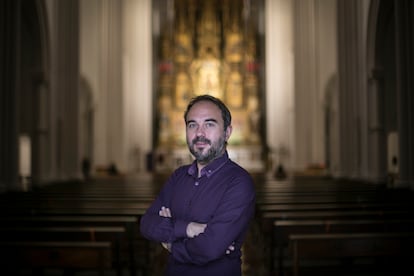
[205,122,214,128]
[187,123,197,128]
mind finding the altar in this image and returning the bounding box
[153,0,265,172]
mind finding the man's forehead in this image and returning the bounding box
[187,101,222,120]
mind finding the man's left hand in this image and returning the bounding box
[162,242,171,252]
[226,242,235,254]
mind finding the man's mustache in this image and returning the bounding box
[192,137,211,145]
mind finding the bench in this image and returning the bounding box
[0,241,112,275]
[272,218,414,275]
[0,215,143,276]
[0,177,163,276]
[0,199,151,215]
[0,225,126,273]
[253,176,414,275]
[261,209,413,221]
[289,232,414,276]
[257,201,413,211]
[259,206,414,274]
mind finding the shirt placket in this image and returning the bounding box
[184,177,200,217]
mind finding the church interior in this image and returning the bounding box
[1,0,414,275]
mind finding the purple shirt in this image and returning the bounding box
[140,151,256,276]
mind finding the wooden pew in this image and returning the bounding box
[0,225,126,275]
[0,215,143,276]
[260,209,414,235]
[258,201,413,212]
[255,190,413,205]
[0,176,163,276]
[274,218,414,247]
[0,181,154,276]
[255,187,414,274]
[0,201,150,216]
[272,218,414,275]
[0,241,112,275]
[259,203,414,271]
[253,176,414,275]
[289,232,414,276]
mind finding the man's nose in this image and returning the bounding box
[196,125,206,136]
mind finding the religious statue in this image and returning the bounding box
[247,96,261,143]
[190,47,225,99]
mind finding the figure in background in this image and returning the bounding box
[81,157,91,181]
[140,95,256,276]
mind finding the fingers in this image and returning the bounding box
[159,206,172,217]
[161,242,171,252]
[226,242,236,255]
[159,206,170,217]
[186,222,207,238]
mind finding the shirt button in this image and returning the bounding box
[195,181,199,186]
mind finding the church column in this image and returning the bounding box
[89,0,123,172]
[265,0,295,173]
[0,0,19,190]
[122,0,152,173]
[48,0,80,180]
[367,68,387,182]
[293,0,320,170]
[366,0,388,183]
[395,0,414,188]
[337,0,366,178]
[293,0,338,173]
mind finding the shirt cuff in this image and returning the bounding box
[174,218,189,239]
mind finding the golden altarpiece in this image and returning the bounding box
[153,0,265,172]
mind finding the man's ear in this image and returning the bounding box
[225,125,233,141]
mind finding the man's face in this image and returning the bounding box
[185,101,232,165]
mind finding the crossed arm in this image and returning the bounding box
[158,206,235,254]
[140,170,255,265]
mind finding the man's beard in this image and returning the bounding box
[188,136,226,165]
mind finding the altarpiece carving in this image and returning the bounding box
[154,0,264,171]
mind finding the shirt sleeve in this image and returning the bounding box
[170,171,256,265]
[139,171,189,242]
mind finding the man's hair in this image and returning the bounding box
[184,94,232,130]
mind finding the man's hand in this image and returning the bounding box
[159,207,172,252]
[186,222,207,238]
[159,206,171,218]
[162,242,171,252]
[159,206,207,238]
[158,206,233,255]
[158,207,233,255]
[226,242,235,254]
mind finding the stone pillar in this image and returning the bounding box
[265,0,295,173]
[293,0,338,173]
[48,0,80,180]
[395,0,414,188]
[0,0,19,191]
[337,0,366,178]
[367,68,387,182]
[293,0,320,170]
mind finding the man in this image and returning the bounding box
[140,94,256,276]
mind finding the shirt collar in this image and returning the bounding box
[187,151,229,178]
